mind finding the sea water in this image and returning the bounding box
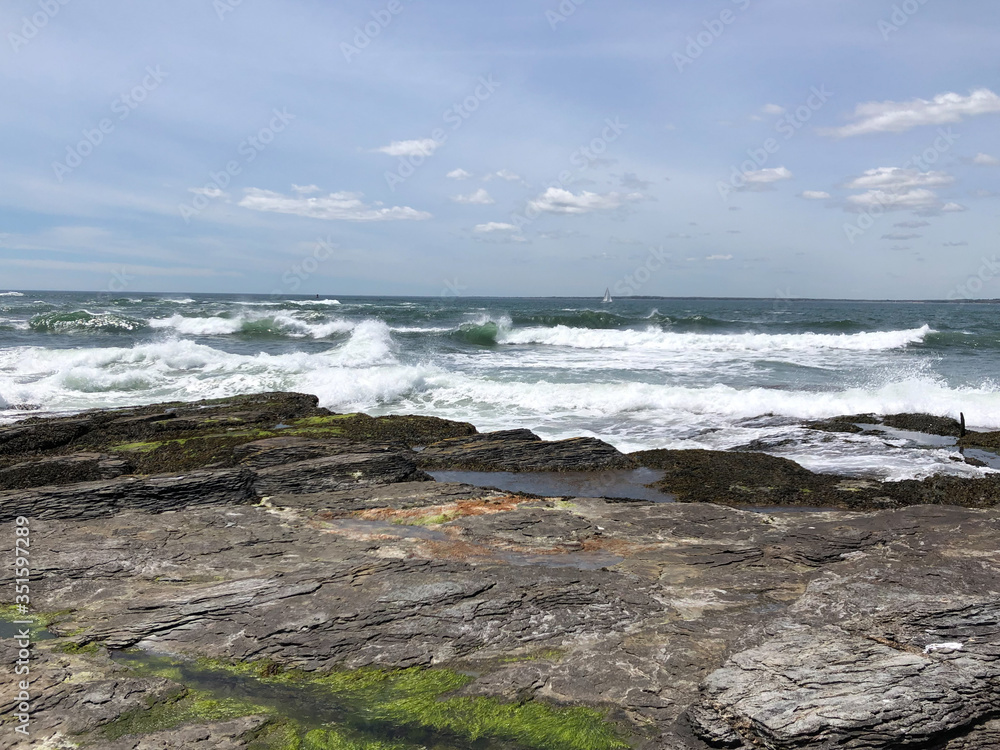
[2,290,1000,481]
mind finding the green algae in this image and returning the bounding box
[109,430,277,454]
[55,641,101,655]
[290,415,358,427]
[103,686,269,740]
[550,500,577,511]
[250,722,413,750]
[113,652,630,750]
[109,440,172,453]
[0,604,70,629]
[394,512,458,526]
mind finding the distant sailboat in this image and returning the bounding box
[601,288,613,304]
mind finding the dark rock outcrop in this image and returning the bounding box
[804,412,964,437]
[418,430,635,472]
[0,468,256,522]
[0,452,130,490]
[253,452,429,497]
[634,447,1000,510]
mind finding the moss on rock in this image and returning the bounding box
[118,653,629,750]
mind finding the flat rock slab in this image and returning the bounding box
[418,430,635,471]
[253,452,429,496]
[0,467,256,522]
[8,497,1000,749]
[268,481,509,513]
[690,623,1000,749]
[0,451,130,490]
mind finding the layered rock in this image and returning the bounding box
[2,396,1000,749]
[417,429,635,472]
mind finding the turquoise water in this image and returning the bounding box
[2,290,1000,480]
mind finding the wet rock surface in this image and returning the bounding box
[635,445,1000,510]
[417,430,636,472]
[2,395,1000,749]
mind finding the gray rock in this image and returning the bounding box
[0,452,130,490]
[418,430,635,471]
[252,452,429,496]
[0,468,255,522]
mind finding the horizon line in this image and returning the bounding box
[6,289,1000,304]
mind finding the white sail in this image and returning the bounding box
[602,287,612,303]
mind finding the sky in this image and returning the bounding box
[1,0,998,299]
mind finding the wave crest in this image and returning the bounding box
[498,325,933,352]
[29,311,148,334]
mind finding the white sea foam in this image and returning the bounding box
[2,309,999,481]
[148,315,243,335]
[498,325,932,352]
[0,292,25,297]
[233,299,341,307]
[0,324,407,415]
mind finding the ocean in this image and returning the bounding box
[2,290,1000,482]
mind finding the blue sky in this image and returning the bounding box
[1,0,998,298]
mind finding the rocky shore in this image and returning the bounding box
[2,393,999,749]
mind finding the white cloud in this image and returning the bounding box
[189,186,226,198]
[239,188,431,221]
[973,153,1000,166]
[375,139,440,157]
[292,184,321,194]
[847,188,940,211]
[736,167,793,192]
[474,222,519,233]
[942,202,967,212]
[762,103,786,116]
[447,168,473,180]
[800,190,831,200]
[821,89,1000,137]
[526,187,631,215]
[745,167,793,184]
[484,169,521,182]
[843,168,962,214]
[846,168,954,191]
[705,254,733,261]
[452,188,495,205]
